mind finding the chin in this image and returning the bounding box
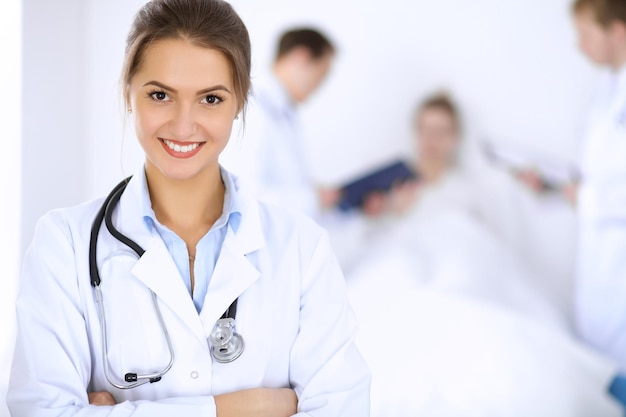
[154,162,220,183]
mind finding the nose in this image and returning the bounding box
[170,103,198,140]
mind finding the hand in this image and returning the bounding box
[362,192,388,218]
[88,391,116,406]
[215,388,297,417]
[318,187,341,209]
[562,182,578,206]
[515,168,545,193]
[388,180,421,215]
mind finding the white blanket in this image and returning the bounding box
[326,173,623,416]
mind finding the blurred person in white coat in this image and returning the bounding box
[221,28,339,219]
[571,0,626,406]
[6,1,370,415]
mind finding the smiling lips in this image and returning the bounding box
[160,138,204,158]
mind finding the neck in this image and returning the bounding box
[145,163,225,235]
[611,48,626,72]
[273,63,299,104]
[416,159,449,184]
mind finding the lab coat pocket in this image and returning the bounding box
[99,252,173,383]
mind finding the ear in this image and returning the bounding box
[609,20,626,42]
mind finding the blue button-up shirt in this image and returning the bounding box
[137,169,242,313]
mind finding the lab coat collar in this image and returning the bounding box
[116,167,155,252]
[113,169,203,340]
[253,73,297,122]
[115,167,266,341]
[197,173,266,334]
[221,172,266,254]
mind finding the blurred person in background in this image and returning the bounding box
[518,0,626,407]
[221,28,339,219]
[342,92,622,416]
[571,0,626,406]
[362,93,472,218]
[344,91,564,325]
[361,92,503,237]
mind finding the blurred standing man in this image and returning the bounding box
[571,0,626,407]
[221,28,338,219]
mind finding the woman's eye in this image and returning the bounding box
[202,95,222,105]
[150,91,170,101]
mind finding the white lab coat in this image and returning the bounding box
[7,168,370,416]
[575,64,626,371]
[220,74,319,218]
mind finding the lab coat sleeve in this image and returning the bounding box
[7,212,218,417]
[290,231,371,416]
[587,178,626,365]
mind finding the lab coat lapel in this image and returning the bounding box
[199,186,266,337]
[115,171,204,341]
[131,236,205,341]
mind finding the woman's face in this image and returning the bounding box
[415,107,459,166]
[128,38,239,181]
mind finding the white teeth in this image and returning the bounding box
[163,139,199,153]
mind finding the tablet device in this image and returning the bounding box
[337,160,418,212]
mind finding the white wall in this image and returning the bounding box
[1,1,21,415]
[83,0,147,201]
[21,0,88,255]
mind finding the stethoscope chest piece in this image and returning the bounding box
[209,317,245,363]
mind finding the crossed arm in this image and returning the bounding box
[89,388,298,416]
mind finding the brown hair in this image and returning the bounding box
[276,28,335,61]
[572,0,626,27]
[415,92,462,134]
[121,0,251,113]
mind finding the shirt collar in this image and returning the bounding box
[137,166,242,234]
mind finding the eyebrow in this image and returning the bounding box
[143,80,232,95]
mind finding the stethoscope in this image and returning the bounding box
[89,177,245,389]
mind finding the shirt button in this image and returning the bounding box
[190,371,199,379]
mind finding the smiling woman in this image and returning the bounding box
[6,0,370,416]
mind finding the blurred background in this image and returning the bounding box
[0,0,613,416]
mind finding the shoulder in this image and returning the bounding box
[228,170,327,252]
[30,198,105,251]
[257,198,325,241]
[251,197,343,288]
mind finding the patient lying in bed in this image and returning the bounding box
[327,92,623,416]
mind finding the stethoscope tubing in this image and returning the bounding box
[89,176,243,389]
[91,177,174,389]
[96,286,175,389]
